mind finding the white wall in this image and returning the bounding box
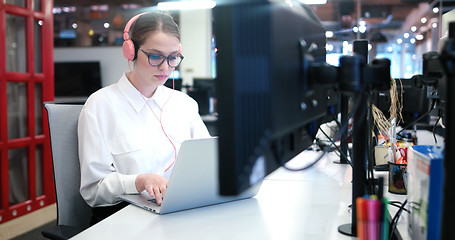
[54,46,129,87]
[179,9,213,85]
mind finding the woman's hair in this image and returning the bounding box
[130,12,180,48]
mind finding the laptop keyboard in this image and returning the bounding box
[148,198,163,205]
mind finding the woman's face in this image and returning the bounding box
[134,31,180,88]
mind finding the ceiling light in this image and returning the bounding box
[53,8,62,14]
[298,0,327,4]
[353,26,359,33]
[421,17,427,24]
[91,5,108,11]
[342,41,351,54]
[416,34,424,40]
[325,31,334,38]
[121,4,141,9]
[411,26,417,32]
[432,22,438,29]
[410,38,416,44]
[157,1,216,10]
[359,25,367,33]
[433,7,439,14]
[404,33,409,39]
[397,38,403,44]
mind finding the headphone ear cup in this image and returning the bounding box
[123,39,136,61]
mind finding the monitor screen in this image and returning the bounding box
[214,1,331,195]
[375,78,430,127]
[54,61,102,98]
[190,78,216,115]
[193,78,215,96]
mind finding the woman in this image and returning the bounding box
[78,11,210,224]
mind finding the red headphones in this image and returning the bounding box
[123,12,183,61]
[123,12,148,61]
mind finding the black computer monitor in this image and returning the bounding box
[193,78,216,96]
[54,61,102,98]
[214,1,331,195]
[188,78,216,115]
[375,78,430,127]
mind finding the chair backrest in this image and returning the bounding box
[44,101,92,229]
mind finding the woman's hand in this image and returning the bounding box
[135,173,168,205]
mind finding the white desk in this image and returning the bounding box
[72,131,440,239]
[71,150,358,240]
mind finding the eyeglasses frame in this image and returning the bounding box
[139,48,184,68]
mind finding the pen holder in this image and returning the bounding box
[388,161,407,194]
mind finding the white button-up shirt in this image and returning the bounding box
[78,74,210,207]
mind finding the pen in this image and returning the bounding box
[380,198,389,240]
[390,118,397,163]
[366,196,381,240]
[356,197,367,240]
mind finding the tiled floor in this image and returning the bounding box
[10,221,56,240]
[0,204,56,240]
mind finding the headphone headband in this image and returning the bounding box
[123,12,148,41]
[123,12,148,61]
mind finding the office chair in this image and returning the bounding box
[42,101,92,240]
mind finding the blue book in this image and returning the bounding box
[407,145,444,240]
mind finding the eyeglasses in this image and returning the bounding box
[139,48,184,68]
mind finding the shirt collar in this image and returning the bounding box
[117,73,171,113]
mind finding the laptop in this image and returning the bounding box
[118,137,262,214]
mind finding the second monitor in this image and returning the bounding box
[188,78,216,116]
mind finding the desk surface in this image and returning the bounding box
[72,150,357,240]
[70,129,441,240]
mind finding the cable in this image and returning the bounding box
[330,112,353,164]
[432,114,442,145]
[142,77,177,173]
[278,91,366,171]
[397,100,436,135]
[129,60,178,173]
[388,201,410,213]
[318,127,352,167]
[389,199,408,240]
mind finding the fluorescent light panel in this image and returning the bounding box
[298,0,327,5]
[157,1,216,10]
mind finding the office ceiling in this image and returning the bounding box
[53,0,158,7]
[309,0,455,42]
[53,0,455,43]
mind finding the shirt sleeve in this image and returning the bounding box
[78,106,139,207]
